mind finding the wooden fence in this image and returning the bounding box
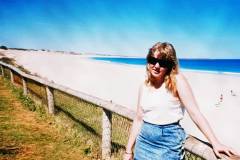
[0,61,238,160]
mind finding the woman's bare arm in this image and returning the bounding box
[176,73,238,158]
[124,84,144,160]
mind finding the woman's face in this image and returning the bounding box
[147,51,168,80]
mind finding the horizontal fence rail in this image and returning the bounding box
[0,60,239,160]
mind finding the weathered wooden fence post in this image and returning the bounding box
[46,86,55,114]
[10,70,14,84]
[22,77,28,96]
[1,65,4,77]
[102,109,112,160]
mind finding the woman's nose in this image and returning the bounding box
[154,62,160,68]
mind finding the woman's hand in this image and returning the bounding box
[213,142,239,158]
[123,152,133,160]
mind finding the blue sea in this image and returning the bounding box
[92,57,240,74]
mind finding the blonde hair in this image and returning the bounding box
[145,42,179,97]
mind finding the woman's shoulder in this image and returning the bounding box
[137,82,147,99]
[175,72,187,82]
[175,72,191,90]
[139,82,146,91]
[138,81,150,94]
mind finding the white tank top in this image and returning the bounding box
[140,83,185,125]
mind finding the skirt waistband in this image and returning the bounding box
[143,120,180,127]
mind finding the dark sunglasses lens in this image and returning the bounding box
[158,60,168,68]
[147,57,157,65]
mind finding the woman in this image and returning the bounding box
[124,42,238,160]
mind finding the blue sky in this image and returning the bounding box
[0,0,240,58]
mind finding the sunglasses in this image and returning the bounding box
[147,56,174,68]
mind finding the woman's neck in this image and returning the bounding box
[151,78,164,89]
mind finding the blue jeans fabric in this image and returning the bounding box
[134,121,186,160]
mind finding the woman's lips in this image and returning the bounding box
[153,69,160,74]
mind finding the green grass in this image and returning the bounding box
[0,78,100,159]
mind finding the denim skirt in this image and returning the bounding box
[134,121,186,160]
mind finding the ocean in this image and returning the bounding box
[92,57,240,74]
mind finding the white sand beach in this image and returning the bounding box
[1,49,240,151]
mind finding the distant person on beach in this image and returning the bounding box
[215,94,223,107]
[124,42,238,160]
[231,90,236,96]
[220,94,223,103]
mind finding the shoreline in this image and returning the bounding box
[181,68,240,77]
